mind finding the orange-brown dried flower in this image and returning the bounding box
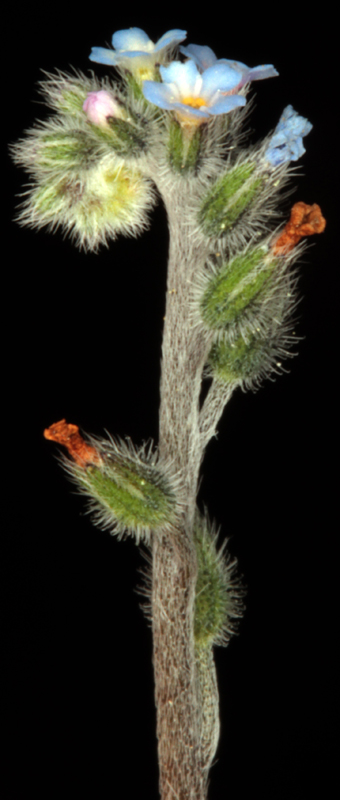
[44,419,102,467]
[272,202,326,255]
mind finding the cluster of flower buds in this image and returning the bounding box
[12,26,325,252]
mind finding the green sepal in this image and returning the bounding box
[207,317,294,389]
[58,87,89,116]
[93,117,148,157]
[38,129,101,171]
[167,119,202,173]
[70,440,179,544]
[124,72,149,102]
[193,510,244,648]
[209,334,263,384]
[200,247,278,331]
[40,121,147,165]
[199,162,263,236]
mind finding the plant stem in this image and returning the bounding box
[151,183,211,799]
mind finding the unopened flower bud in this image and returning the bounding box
[83,90,124,126]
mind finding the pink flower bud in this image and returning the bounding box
[82,90,124,126]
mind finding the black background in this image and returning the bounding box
[4,5,337,798]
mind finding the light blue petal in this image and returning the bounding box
[290,118,312,137]
[155,29,187,51]
[290,139,305,161]
[112,28,150,51]
[270,131,288,148]
[277,106,312,134]
[160,60,201,93]
[267,141,288,161]
[264,102,312,167]
[275,107,312,144]
[180,44,217,71]
[201,62,241,97]
[89,47,118,66]
[285,119,305,136]
[303,120,313,135]
[142,81,177,110]
[168,95,245,119]
[265,145,290,166]
[244,64,278,81]
[217,60,278,89]
[114,50,155,60]
[208,95,247,114]
[219,59,249,73]
[279,105,296,121]
[277,113,302,133]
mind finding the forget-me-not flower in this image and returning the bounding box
[89,27,187,80]
[264,105,313,167]
[180,44,278,90]
[142,60,247,125]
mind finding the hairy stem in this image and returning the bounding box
[151,182,212,799]
[199,380,235,456]
[152,535,205,800]
[152,182,218,800]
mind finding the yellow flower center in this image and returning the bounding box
[135,66,156,82]
[181,96,207,109]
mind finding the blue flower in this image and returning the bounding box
[89,27,187,78]
[264,105,313,167]
[180,44,278,89]
[142,59,246,124]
